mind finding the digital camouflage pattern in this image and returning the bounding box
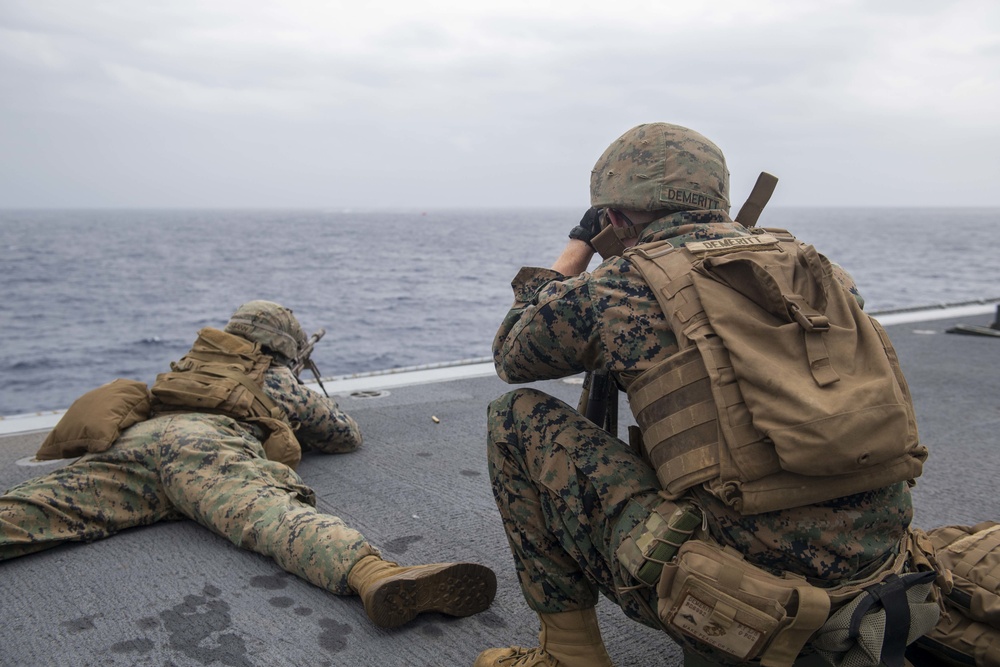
[0,365,375,595]
[590,123,731,213]
[263,365,362,451]
[490,209,912,611]
[487,387,663,622]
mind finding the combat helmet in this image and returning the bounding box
[590,123,730,214]
[224,300,307,361]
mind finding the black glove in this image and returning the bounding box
[568,207,605,249]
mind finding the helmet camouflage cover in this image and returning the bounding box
[590,122,730,213]
[224,300,307,361]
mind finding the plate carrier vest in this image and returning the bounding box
[623,228,927,515]
[150,327,302,468]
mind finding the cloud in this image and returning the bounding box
[0,0,997,207]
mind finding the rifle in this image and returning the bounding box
[576,172,779,435]
[577,369,618,434]
[291,329,330,397]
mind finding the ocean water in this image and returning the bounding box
[1,207,998,415]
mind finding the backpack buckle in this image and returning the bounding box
[785,297,830,332]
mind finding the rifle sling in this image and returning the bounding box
[734,172,779,228]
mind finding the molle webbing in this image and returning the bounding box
[930,522,1000,626]
[625,230,925,515]
[151,327,282,422]
[626,235,782,507]
[629,345,780,500]
[150,328,303,468]
[913,522,1000,667]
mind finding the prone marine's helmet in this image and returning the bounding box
[590,122,731,214]
[224,300,307,361]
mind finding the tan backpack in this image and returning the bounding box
[624,229,926,514]
[151,327,302,468]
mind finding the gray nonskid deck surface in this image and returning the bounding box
[1,311,998,667]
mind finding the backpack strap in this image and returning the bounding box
[759,585,830,667]
[201,365,285,421]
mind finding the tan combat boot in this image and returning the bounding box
[474,608,614,666]
[348,555,497,628]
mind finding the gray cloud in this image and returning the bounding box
[1,0,997,207]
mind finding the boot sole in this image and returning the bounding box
[365,562,497,628]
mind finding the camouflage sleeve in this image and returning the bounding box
[493,266,604,383]
[263,367,363,454]
[831,261,865,309]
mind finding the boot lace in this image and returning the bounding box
[498,647,557,666]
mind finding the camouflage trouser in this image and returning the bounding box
[487,387,665,626]
[0,413,376,595]
[486,388,913,626]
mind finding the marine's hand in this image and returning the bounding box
[568,207,605,249]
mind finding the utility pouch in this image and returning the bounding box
[657,530,937,667]
[616,500,702,586]
[656,539,830,667]
[664,574,780,661]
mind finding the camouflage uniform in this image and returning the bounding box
[489,210,913,627]
[0,365,376,595]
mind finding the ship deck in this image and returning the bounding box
[1,304,998,667]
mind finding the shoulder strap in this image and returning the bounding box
[200,365,284,421]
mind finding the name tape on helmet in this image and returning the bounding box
[660,188,725,211]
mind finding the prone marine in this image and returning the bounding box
[0,300,496,629]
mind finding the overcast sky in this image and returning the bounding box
[1,0,997,209]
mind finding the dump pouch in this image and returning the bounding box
[811,571,939,667]
[657,539,831,666]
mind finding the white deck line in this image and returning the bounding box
[0,360,498,437]
[1,302,995,437]
[320,360,497,394]
[871,302,996,326]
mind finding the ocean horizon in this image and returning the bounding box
[2,206,998,415]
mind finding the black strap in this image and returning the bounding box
[848,571,935,667]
